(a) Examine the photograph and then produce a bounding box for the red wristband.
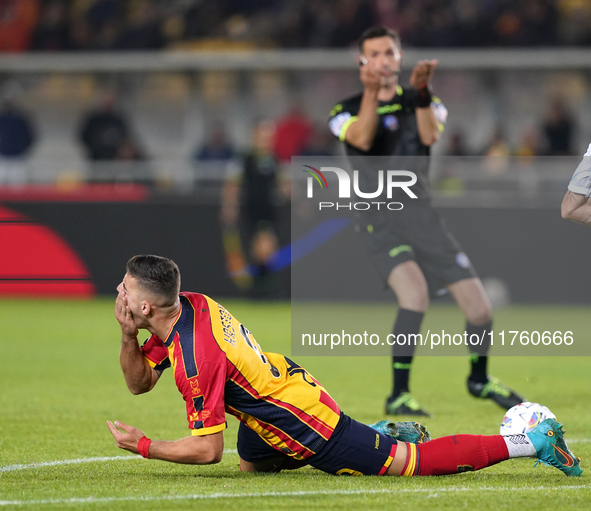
[137,436,152,459]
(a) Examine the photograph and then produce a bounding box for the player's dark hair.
[358,26,401,52]
[126,255,180,305]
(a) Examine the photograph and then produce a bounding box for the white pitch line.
[0,456,138,473]
[1,485,590,507]
[0,450,238,473]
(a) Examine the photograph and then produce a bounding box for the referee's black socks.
[391,308,424,398]
[466,320,492,384]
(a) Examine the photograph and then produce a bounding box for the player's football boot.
[467,376,524,409]
[368,420,431,444]
[527,418,582,477]
[385,393,432,417]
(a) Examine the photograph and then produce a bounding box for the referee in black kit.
[328,26,524,416]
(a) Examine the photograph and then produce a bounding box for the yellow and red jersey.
[141,292,340,460]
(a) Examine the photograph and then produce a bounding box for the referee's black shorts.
[362,200,476,297]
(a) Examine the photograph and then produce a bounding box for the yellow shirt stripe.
[191,423,227,436]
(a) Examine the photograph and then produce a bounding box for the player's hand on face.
[409,59,438,89]
[115,286,139,337]
[107,420,145,454]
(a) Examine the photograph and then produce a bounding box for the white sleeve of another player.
[567,143,591,196]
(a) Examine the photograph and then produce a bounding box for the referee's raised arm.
[343,32,403,152]
[409,59,440,146]
[344,57,381,151]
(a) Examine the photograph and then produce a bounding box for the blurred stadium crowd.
[1,0,591,52]
[0,83,578,175]
[0,0,588,194]
[0,0,589,301]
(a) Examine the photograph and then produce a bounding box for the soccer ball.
[500,402,556,435]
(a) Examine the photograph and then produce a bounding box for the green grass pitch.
[1,298,590,510]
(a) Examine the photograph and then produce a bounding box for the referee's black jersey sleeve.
[328,87,447,158]
[328,87,447,200]
[328,94,362,144]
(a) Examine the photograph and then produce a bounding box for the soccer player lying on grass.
[561,142,591,226]
[107,255,582,477]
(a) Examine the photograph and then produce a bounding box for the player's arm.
[220,159,242,226]
[115,290,160,395]
[410,59,440,146]
[561,191,591,226]
[107,421,224,464]
[561,149,591,225]
[221,179,240,226]
[343,59,382,152]
[278,161,291,201]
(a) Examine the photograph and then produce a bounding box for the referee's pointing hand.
[359,58,385,91]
